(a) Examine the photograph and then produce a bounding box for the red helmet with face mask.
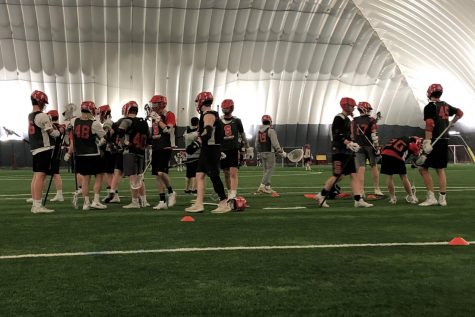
[340,97,357,115]
[122,101,139,116]
[357,102,373,115]
[408,136,423,156]
[31,90,49,108]
[427,83,443,99]
[261,114,272,125]
[195,92,213,113]
[80,101,96,116]
[47,110,59,121]
[149,95,167,112]
[221,99,234,115]
[98,105,111,121]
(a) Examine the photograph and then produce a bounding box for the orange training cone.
[304,193,316,199]
[181,216,195,222]
[448,237,469,246]
[271,191,280,197]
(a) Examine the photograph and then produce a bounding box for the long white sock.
[94,194,100,203]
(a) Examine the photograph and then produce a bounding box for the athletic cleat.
[315,193,330,208]
[110,195,120,203]
[438,194,447,206]
[31,206,55,213]
[389,197,397,205]
[140,199,150,208]
[168,192,177,207]
[82,203,90,211]
[104,192,116,203]
[354,199,374,208]
[26,198,33,203]
[153,201,168,210]
[123,201,141,209]
[50,195,64,202]
[374,189,384,196]
[185,204,204,213]
[211,201,231,214]
[91,201,107,209]
[419,193,438,206]
[405,195,419,204]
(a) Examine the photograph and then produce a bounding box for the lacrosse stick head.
[287,149,304,163]
[228,196,247,211]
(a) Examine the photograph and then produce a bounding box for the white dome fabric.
[0,0,472,138]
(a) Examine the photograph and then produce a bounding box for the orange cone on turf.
[181,216,195,222]
[271,191,280,197]
[448,237,469,246]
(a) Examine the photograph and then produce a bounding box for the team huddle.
[27,83,463,214]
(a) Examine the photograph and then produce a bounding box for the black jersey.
[199,111,223,146]
[221,116,244,151]
[73,119,98,155]
[331,113,352,154]
[353,115,377,146]
[423,101,458,140]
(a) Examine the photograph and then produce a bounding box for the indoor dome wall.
[0,0,418,143]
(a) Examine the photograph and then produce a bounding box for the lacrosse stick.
[71,154,79,209]
[130,151,153,190]
[43,132,66,206]
[287,148,304,163]
[415,121,454,166]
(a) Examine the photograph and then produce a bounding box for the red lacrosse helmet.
[261,114,272,124]
[122,101,139,116]
[149,95,167,111]
[80,101,96,115]
[340,97,357,114]
[229,196,247,212]
[409,136,423,155]
[427,83,443,98]
[357,101,373,115]
[221,99,234,115]
[195,92,213,113]
[98,105,111,121]
[31,90,49,107]
[47,110,59,121]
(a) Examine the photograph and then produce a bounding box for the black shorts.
[331,153,356,176]
[355,146,378,167]
[423,139,449,169]
[152,149,172,175]
[380,155,406,175]
[221,148,239,169]
[76,155,104,176]
[32,149,54,174]
[186,159,199,178]
[197,145,221,176]
[103,151,117,174]
[114,152,123,171]
[304,157,312,164]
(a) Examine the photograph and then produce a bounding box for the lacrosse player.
[97,105,115,194]
[352,101,383,196]
[185,91,230,213]
[66,101,107,210]
[148,95,177,210]
[220,99,248,199]
[61,102,83,201]
[303,144,312,171]
[418,84,464,206]
[28,90,62,213]
[380,136,421,204]
[315,97,373,208]
[116,101,150,209]
[46,109,66,202]
[255,114,286,194]
[103,105,129,204]
[183,117,200,194]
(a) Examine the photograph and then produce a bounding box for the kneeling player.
[380,136,421,204]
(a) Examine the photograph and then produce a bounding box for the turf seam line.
[1,241,472,260]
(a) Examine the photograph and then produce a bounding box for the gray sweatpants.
[260,152,276,186]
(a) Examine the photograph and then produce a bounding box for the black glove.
[186,140,201,155]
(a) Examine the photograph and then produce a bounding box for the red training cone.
[448,237,469,246]
[181,216,195,222]
[304,193,316,199]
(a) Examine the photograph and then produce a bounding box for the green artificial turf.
[0,165,474,316]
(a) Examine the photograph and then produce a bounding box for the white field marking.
[263,206,307,210]
[1,241,473,260]
[3,187,475,201]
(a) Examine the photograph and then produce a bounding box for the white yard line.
[1,241,471,260]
